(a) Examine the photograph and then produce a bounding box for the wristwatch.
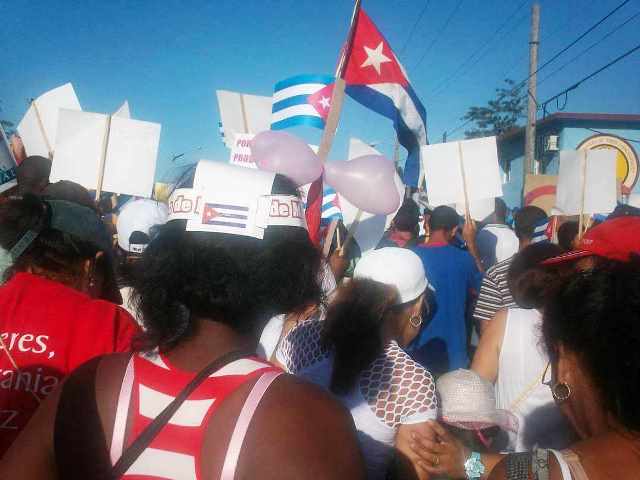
[464,452,486,479]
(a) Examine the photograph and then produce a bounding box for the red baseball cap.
[543,216,640,265]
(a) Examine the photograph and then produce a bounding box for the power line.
[399,0,431,55]
[412,0,464,70]
[538,10,640,87]
[430,6,529,97]
[540,42,640,115]
[515,0,632,89]
[444,42,640,140]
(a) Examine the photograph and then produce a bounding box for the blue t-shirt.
[410,244,483,372]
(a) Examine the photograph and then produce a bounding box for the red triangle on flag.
[343,9,409,87]
[308,84,335,120]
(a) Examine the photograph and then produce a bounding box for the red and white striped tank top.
[110,351,281,480]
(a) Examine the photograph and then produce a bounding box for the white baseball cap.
[116,199,169,253]
[354,247,430,304]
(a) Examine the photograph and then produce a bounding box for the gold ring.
[433,455,440,466]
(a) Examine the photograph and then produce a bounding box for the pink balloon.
[324,155,401,215]
[251,131,323,186]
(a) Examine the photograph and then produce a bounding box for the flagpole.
[312,0,362,253]
[316,0,362,163]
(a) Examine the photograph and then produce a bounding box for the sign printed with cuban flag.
[201,202,250,229]
[271,74,335,130]
[186,161,275,239]
[342,9,428,187]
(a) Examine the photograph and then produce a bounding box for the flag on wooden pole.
[342,9,428,187]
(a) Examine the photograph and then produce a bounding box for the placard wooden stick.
[322,219,339,257]
[458,141,471,220]
[339,208,363,257]
[32,100,52,159]
[95,115,113,202]
[578,150,587,239]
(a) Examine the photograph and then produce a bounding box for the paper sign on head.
[422,136,502,208]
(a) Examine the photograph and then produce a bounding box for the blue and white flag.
[321,185,343,224]
[271,74,335,130]
[531,217,551,243]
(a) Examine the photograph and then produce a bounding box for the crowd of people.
[0,152,639,479]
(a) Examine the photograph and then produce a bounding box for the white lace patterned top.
[276,316,437,479]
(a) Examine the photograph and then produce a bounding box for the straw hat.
[437,369,518,432]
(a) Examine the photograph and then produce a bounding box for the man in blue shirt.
[411,206,483,374]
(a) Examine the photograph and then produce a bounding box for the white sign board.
[229,133,257,168]
[556,149,617,215]
[51,109,161,198]
[17,83,81,158]
[216,90,272,148]
[422,136,502,207]
[338,138,405,253]
[0,124,17,193]
[456,197,495,222]
[114,101,131,118]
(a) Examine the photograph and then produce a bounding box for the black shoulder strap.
[111,349,251,479]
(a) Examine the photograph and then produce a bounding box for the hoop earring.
[551,382,572,402]
[409,315,422,328]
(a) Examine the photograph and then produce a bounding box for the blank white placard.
[17,83,81,157]
[556,149,617,215]
[102,116,161,198]
[422,136,502,208]
[50,109,109,190]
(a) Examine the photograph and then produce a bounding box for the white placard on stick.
[17,83,81,158]
[216,90,272,148]
[556,149,617,215]
[422,136,502,208]
[114,101,131,118]
[0,124,17,193]
[51,109,161,198]
[456,197,495,222]
[102,116,161,198]
[229,133,257,168]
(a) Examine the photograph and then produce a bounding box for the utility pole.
[524,3,540,184]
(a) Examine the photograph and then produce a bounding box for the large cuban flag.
[343,9,428,187]
[271,74,335,130]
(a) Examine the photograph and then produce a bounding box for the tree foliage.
[462,79,526,139]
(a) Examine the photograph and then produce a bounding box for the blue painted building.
[498,112,640,208]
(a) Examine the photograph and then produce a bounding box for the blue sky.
[2,0,639,181]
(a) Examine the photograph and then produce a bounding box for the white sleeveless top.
[495,308,573,451]
[277,317,437,480]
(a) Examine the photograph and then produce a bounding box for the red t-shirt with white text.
[0,272,139,456]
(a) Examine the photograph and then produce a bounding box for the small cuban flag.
[531,216,552,244]
[321,185,343,224]
[271,74,335,130]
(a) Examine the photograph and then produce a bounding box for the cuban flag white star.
[319,96,331,110]
[360,41,392,75]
